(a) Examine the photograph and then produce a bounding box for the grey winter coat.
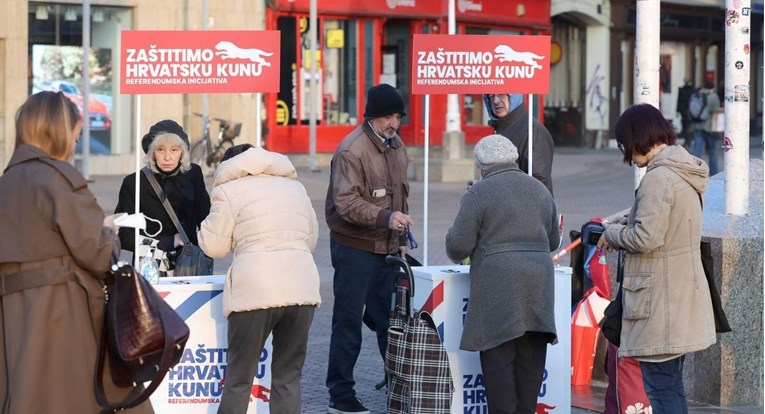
[604,145,716,360]
[445,164,559,352]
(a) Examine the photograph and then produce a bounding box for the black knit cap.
[141,119,190,154]
[364,84,406,119]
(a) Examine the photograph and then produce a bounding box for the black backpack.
[687,91,709,123]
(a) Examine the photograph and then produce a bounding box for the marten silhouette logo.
[215,41,273,67]
[220,378,271,402]
[494,44,544,70]
[536,403,556,414]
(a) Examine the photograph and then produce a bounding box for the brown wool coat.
[0,145,153,413]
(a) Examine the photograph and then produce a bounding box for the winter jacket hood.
[646,144,708,195]
[213,146,297,187]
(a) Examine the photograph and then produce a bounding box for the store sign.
[120,31,280,94]
[411,34,550,95]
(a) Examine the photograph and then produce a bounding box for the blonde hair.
[145,133,191,174]
[15,91,81,161]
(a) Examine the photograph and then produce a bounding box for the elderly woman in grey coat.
[445,134,559,414]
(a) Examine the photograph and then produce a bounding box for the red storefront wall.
[266,0,550,153]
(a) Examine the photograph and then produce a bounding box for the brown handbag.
[95,262,190,413]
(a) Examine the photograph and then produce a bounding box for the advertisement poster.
[153,278,273,413]
[411,34,551,95]
[411,266,571,414]
[31,45,113,153]
[120,30,281,94]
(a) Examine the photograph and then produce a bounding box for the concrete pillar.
[684,160,763,406]
[633,0,660,187]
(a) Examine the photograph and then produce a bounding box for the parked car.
[48,80,111,134]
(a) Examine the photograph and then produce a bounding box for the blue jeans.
[326,239,393,403]
[640,355,688,414]
[692,129,719,176]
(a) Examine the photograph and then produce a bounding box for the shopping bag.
[571,296,600,385]
[605,342,651,414]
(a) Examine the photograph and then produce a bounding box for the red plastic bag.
[571,296,599,385]
[604,342,651,414]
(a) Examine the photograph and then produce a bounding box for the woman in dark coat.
[445,134,559,414]
[0,91,153,413]
[114,119,211,273]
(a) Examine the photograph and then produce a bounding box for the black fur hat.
[141,119,189,154]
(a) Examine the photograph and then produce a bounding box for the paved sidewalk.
[87,145,763,413]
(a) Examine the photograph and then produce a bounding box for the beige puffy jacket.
[198,147,321,317]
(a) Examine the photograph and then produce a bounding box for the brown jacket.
[325,123,409,254]
[0,145,153,413]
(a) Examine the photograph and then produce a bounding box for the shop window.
[28,2,133,155]
[323,20,358,125]
[276,16,361,127]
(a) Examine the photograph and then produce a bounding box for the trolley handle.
[386,254,414,316]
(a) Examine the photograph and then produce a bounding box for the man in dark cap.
[324,84,412,414]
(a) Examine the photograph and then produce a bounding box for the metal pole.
[633,0,661,188]
[256,92,262,147]
[82,0,91,180]
[134,95,142,269]
[424,94,430,267]
[309,0,319,171]
[445,0,460,134]
[202,0,209,139]
[723,0,750,216]
[527,94,533,177]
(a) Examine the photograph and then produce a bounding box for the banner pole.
[527,93,533,178]
[134,94,142,268]
[255,92,262,147]
[424,94,430,267]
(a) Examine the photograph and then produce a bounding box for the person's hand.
[173,234,184,248]
[388,211,413,233]
[596,232,613,251]
[399,246,408,257]
[103,213,124,233]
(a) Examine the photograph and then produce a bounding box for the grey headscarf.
[474,134,519,176]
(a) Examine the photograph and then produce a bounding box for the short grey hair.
[145,132,191,174]
[474,134,519,169]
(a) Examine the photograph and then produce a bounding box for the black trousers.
[479,332,549,414]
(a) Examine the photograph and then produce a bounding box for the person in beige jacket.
[198,144,321,414]
[598,103,716,413]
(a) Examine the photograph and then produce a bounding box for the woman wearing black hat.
[114,119,211,274]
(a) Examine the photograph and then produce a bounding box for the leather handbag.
[600,250,625,346]
[95,262,190,413]
[142,167,213,276]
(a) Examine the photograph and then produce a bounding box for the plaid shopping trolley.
[384,255,453,414]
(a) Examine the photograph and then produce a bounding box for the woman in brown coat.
[0,91,153,413]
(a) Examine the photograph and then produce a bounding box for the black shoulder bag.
[142,167,213,276]
[600,249,625,346]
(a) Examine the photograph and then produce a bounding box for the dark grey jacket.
[489,105,555,195]
[445,164,559,351]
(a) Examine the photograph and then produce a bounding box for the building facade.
[0,0,265,174]
[264,0,551,154]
